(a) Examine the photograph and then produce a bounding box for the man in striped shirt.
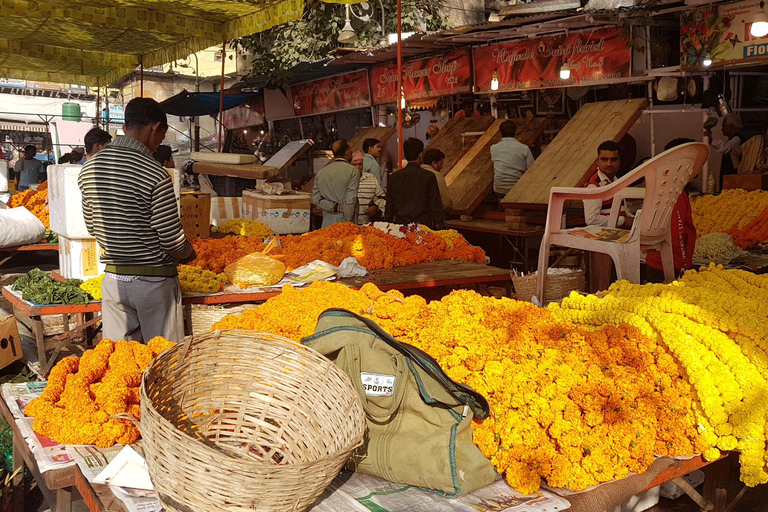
[79,98,195,343]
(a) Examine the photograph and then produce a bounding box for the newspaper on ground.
[110,486,163,512]
[310,472,570,512]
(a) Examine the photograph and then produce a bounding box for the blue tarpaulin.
[160,90,259,117]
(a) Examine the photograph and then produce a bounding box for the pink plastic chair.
[536,142,709,302]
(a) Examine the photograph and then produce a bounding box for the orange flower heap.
[188,236,271,273]
[8,186,49,228]
[25,336,175,447]
[215,282,703,493]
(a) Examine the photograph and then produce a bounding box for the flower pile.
[691,189,768,238]
[549,264,768,487]
[81,274,104,300]
[214,281,704,493]
[279,223,485,270]
[178,265,227,294]
[25,337,175,447]
[188,236,267,274]
[693,233,745,264]
[8,185,49,228]
[729,207,768,249]
[217,218,274,238]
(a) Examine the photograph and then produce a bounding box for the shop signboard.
[291,70,371,116]
[681,0,768,68]
[370,49,472,105]
[473,27,631,92]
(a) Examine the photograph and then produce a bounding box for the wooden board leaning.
[425,116,496,175]
[502,98,648,207]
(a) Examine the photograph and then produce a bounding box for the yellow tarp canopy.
[0,0,316,87]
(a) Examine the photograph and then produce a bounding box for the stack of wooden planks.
[444,117,548,214]
[502,98,648,207]
[425,117,496,175]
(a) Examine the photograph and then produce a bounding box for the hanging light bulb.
[751,2,768,37]
[491,69,499,91]
[338,5,359,44]
[702,55,713,67]
[400,90,406,109]
[559,60,571,80]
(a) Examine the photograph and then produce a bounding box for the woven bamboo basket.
[182,303,258,336]
[140,330,366,512]
[511,269,585,305]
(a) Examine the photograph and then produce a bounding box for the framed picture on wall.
[535,89,565,115]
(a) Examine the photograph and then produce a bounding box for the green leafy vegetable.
[12,269,88,305]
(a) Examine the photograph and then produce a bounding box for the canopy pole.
[140,57,144,98]
[96,80,101,129]
[396,0,403,167]
[218,40,226,153]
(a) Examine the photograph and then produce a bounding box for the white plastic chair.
[536,142,709,301]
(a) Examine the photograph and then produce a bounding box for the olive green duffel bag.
[301,308,498,497]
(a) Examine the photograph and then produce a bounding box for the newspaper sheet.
[310,472,570,512]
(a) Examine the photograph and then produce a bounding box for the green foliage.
[12,269,87,305]
[239,0,450,89]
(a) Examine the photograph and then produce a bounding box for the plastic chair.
[536,142,709,301]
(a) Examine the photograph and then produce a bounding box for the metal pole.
[396,0,403,167]
[218,40,226,153]
[194,53,200,152]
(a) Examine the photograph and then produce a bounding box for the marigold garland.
[691,189,768,238]
[214,281,704,493]
[549,264,768,487]
[728,205,768,249]
[25,337,175,447]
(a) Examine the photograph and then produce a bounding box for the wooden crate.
[444,117,548,214]
[426,116,496,175]
[502,99,648,207]
[723,174,768,191]
[180,191,211,239]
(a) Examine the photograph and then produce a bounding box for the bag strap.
[314,308,490,420]
[341,344,409,422]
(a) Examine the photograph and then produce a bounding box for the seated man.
[421,148,453,216]
[490,120,534,198]
[582,141,633,293]
[385,138,445,230]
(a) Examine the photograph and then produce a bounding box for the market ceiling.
[0,0,348,87]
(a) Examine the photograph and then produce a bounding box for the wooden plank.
[426,116,496,175]
[445,218,544,237]
[445,117,548,214]
[263,140,313,173]
[348,126,396,153]
[502,98,648,206]
[192,161,280,180]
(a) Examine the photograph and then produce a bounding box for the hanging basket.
[140,330,366,512]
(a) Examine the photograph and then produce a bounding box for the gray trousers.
[101,275,184,343]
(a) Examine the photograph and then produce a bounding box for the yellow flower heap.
[691,189,768,236]
[81,274,104,300]
[218,218,274,238]
[25,337,175,447]
[177,264,227,294]
[550,264,768,487]
[214,281,704,493]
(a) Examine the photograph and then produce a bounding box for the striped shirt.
[357,172,386,224]
[78,136,191,276]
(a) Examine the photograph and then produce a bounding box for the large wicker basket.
[182,303,258,336]
[140,330,366,512]
[512,268,585,305]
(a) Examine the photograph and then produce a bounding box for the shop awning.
[160,90,260,117]
[0,0,350,87]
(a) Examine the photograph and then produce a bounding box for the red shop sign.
[473,27,631,92]
[291,69,371,116]
[370,49,472,105]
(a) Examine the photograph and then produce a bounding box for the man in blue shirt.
[490,120,534,198]
[362,138,383,184]
[14,145,44,190]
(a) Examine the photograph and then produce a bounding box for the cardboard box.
[48,164,90,238]
[0,315,22,370]
[241,191,311,234]
[723,174,768,191]
[59,235,105,280]
[210,196,242,227]
[179,191,211,239]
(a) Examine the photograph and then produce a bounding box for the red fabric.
[585,171,626,218]
[646,193,696,273]
[454,110,481,119]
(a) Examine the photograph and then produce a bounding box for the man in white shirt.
[490,120,534,197]
[582,141,633,229]
[362,138,383,184]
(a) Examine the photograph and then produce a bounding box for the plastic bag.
[0,207,45,248]
[224,253,286,288]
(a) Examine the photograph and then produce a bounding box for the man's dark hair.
[332,139,350,158]
[597,140,621,154]
[403,138,424,162]
[423,148,445,166]
[461,97,474,110]
[664,138,695,151]
[84,128,112,154]
[499,120,517,138]
[363,138,380,153]
[153,145,173,166]
[24,145,36,154]
[124,98,168,130]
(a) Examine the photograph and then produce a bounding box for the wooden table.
[446,218,544,273]
[6,261,511,374]
[0,242,58,267]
